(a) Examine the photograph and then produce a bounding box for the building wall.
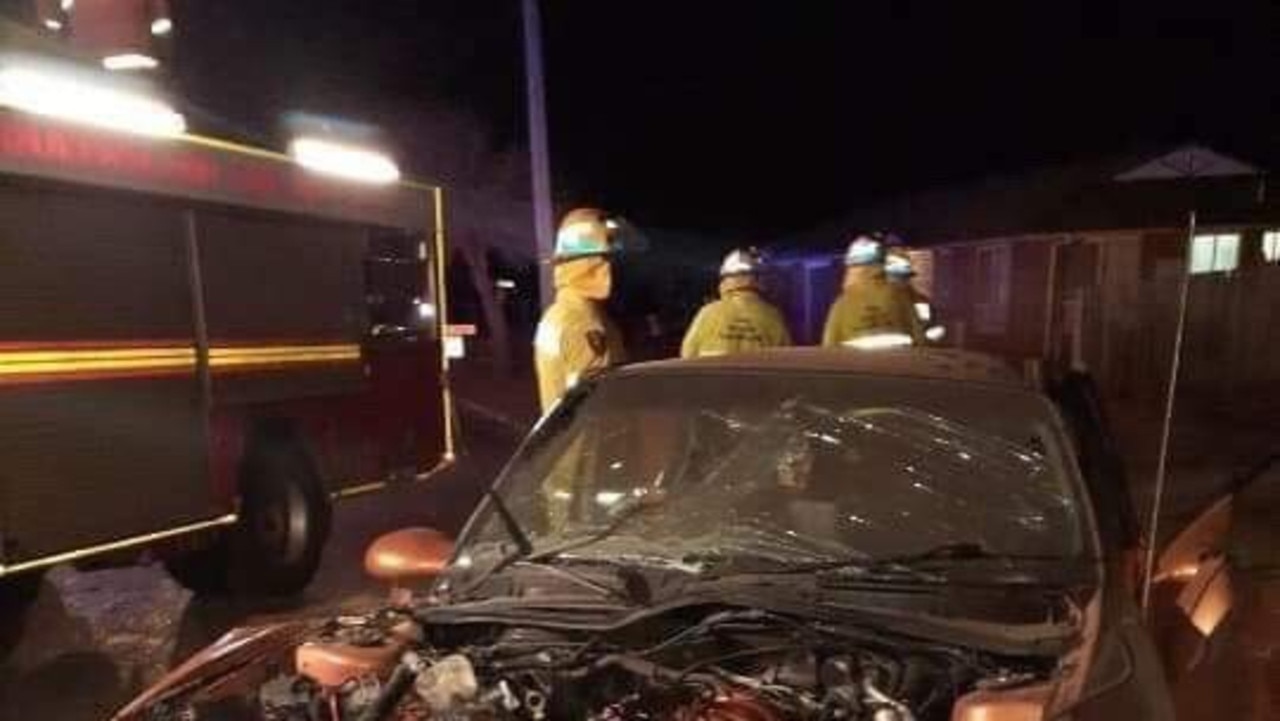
[930,237,1055,359]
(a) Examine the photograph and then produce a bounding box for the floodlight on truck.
[103,53,160,72]
[288,136,401,185]
[0,57,185,138]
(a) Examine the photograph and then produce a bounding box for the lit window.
[1263,231,1280,263]
[1189,233,1240,274]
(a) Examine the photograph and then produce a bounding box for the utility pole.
[521,0,555,307]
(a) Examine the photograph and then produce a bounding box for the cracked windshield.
[466,372,1085,573]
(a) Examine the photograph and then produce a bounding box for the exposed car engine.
[242,604,1052,721]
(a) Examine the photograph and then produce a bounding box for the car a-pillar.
[164,419,332,597]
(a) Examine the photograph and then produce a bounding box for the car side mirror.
[364,527,454,605]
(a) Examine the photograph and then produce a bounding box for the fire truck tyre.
[0,572,44,657]
[230,443,332,596]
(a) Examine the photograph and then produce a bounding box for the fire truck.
[0,87,454,606]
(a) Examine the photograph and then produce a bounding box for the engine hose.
[356,662,418,721]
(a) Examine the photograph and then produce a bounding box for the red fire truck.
[0,107,454,607]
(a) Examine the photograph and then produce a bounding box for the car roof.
[619,347,1036,389]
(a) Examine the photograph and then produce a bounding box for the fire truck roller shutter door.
[0,182,213,567]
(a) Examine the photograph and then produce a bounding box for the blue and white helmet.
[844,235,886,267]
[885,250,915,279]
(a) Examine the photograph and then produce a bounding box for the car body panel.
[114,348,1194,721]
[112,620,315,721]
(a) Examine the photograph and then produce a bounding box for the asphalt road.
[0,415,518,721]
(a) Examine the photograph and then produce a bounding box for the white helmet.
[844,235,886,267]
[720,247,765,277]
[885,250,915,279]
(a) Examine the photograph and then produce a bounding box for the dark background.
[8,0,1280,234]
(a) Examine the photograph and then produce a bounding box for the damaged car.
[116,348,1194,721]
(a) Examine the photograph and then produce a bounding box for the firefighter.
[885,249,946,344]
[534,207,627,414]
[681,248,792,358]
[821,234,917,348]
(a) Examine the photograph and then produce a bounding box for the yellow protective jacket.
[534,260,626,413]
[681,279,792,358]
[821,266,917,347]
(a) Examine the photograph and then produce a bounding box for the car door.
[1150,453,1280,720]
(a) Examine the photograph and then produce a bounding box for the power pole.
[521,0,555,307]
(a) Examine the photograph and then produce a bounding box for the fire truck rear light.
[289,137,401,185]
[0,64,186,138]
[102,54,160,72]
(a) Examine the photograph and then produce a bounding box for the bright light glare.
[60,0,73,10]
[43,18,62,31]
[102,53,159,71]
[415,299,436,321]
[844,333,914,351]
[0,66,186,137]
[289,137,400,184]
[925,325,947,342]
[595,491,626,507]
[495,278,516,290]
[914,302,932,322]
[151,17,173,36]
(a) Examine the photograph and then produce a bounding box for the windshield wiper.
[451,492,659,601]
[488,488,533,557]
[722,543,1062,585]
[878,542,1068,568]
[526,491,661,562]
[449,490,535,599]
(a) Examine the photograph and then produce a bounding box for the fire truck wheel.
[229,442,332,596]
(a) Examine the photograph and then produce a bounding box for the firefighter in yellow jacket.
[681,248,792,358]
[885,248,946,344]
[534,208,627,414]
[821,235,917,348]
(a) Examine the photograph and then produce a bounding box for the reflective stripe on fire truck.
[208,343,361,370]
[0,345,196,383]
[0,342,361,384]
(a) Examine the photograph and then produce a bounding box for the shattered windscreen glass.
[464,371,1086,570]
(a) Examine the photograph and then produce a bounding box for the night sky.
[169,1,1278,235]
